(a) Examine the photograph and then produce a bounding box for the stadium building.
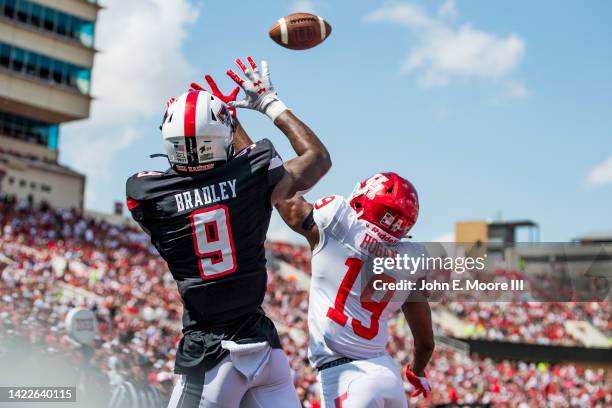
[0,0,99,210]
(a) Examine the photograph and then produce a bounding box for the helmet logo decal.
[364,174,389,199]
[198,140,214,163]
[172,141,187,164]
[380,212,395,227]
[390,218,405,233]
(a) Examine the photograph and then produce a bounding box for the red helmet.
[349,172,419,243]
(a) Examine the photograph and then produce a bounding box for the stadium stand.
[1,194,610,407]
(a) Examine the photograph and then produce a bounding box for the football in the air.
[269,12,332,50]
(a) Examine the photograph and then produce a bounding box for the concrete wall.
[0,72,91,122]
[0,134,58,161]
[0,158,84,210]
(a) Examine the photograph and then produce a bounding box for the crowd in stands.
[1,195,610,407]
[266,240,311,273]
[268,240,611,346]
[446,301,611,345]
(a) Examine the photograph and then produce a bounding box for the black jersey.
[126,139,284,374]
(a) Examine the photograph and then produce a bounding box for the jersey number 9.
[190,205,237,279]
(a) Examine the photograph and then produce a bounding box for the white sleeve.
[312,195,353,254]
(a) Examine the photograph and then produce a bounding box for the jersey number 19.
[326,258,396,340]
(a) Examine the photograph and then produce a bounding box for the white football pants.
[167,346,300,408]
[316,354,407,408]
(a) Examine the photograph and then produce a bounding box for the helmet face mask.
[161,90,234,173]
[349,173,419,244]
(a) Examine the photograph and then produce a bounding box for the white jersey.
[308,195,428,368]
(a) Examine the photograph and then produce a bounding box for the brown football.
[269,13,332,50]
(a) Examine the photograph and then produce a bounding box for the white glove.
[226,56,288,121]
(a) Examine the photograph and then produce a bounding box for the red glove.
[191,75,240,118]
[405,366,431,398]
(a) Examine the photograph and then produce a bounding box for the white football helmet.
[161,90,234,172]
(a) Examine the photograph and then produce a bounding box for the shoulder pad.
[126,171,165,201]
[243,139,283,174]
[313,195,353,232]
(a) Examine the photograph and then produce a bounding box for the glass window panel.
[0,111,56,148]
[75,67,90,94]
[10,47,25,71]
[3,0,16,18]
[67,16,78,40]
[79,21,95,47]
[66,16,76,39]
[38,54,51,80]
[16,0,30,23]
[42,7,55,31]
[30,3,43,28]
[0,44,10,67]
[47,125,58,150]
[31,123,47,145]
[66,65,77,89]
[56,12,68,36]
[24,51,38,76]
[50,60,63,85]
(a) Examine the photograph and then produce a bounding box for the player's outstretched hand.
[405,366,431,398]
[226,56,288,121]
[191,75,240,118]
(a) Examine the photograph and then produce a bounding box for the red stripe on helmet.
[184,91,199,137]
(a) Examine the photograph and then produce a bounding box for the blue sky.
[61,0,612,243]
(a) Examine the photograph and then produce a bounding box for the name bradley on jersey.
[174,178,237,212]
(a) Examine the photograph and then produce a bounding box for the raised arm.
[401,289,434,398]
[270,111,331,204]
[227,56,331,204]
[275,197,319,249]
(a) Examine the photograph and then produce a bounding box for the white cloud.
[61,0,200,209]
[365,2,525,88]
[586,156,612,187]
[438,0,458,20]
[291,0,317,13]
